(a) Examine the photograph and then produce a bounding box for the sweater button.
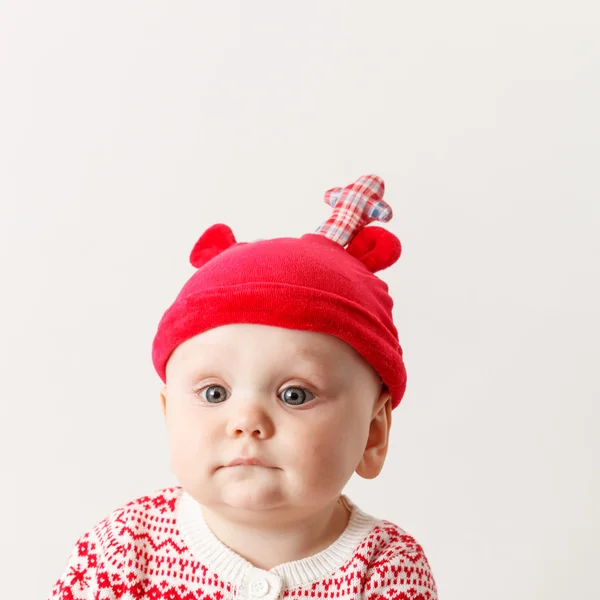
[250,579,270,598]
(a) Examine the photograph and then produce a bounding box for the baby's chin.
[182,469,333,516]
[217,478,288,512]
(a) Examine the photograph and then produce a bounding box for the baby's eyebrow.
[288,347,332,366]
[178,345,337,380]
[285,349,340,381]
[289,347,318,359]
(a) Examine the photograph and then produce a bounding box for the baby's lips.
[225,456,279,469]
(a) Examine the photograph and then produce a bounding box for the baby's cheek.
[317,425,368,482]
[168,434,194,478]
[167,417,211,477]
[302,431,352,480]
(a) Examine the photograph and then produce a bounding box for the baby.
[47,174,438,599]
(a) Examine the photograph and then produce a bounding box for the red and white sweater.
[47,486,437,600]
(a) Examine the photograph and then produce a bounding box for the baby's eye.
[279,386,316,406]
[198,384,229,403]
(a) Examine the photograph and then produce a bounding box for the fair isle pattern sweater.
[47,486,437,600]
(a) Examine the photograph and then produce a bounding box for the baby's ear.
[160,386,168,417]
[355,393,392,479]
[189,224,237,268]
[346,226,402,273]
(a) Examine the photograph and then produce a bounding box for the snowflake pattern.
[47,487,437,599]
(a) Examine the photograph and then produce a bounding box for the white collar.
[176,490,377,588]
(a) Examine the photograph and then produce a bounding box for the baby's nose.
[226,402,274,439]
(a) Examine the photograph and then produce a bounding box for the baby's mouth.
[225,457,277,468]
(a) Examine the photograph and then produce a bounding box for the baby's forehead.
[167,324,363,375]
[164,324,383,393]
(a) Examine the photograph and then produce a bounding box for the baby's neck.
[199,497,351,571]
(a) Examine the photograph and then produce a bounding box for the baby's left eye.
[279,386,316,406]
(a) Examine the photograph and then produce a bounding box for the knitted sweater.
[47,486,437,600]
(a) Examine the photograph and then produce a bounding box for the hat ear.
[189,224,237,268]
[346,226,402,273]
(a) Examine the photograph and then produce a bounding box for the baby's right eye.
[197,384,229,403]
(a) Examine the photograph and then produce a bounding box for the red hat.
[152,174,407,408]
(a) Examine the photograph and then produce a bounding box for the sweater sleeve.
[46,527,125,600]
[363,541,438,600]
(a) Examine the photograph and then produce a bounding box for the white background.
[1,2,599,598]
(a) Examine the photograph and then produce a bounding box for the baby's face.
[161,323,388,514]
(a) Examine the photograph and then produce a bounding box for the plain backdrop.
[1,1,599,598]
